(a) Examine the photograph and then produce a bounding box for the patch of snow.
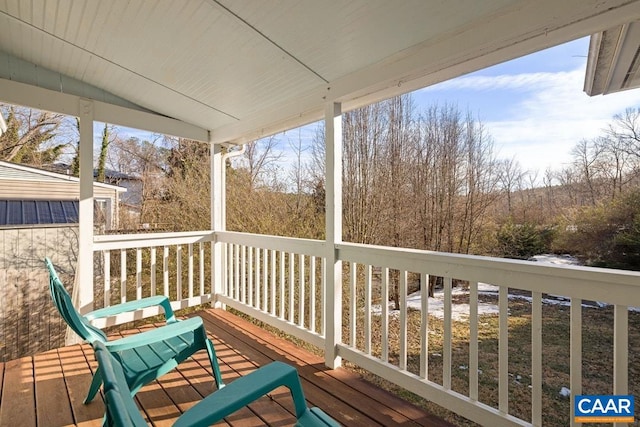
[372,287,500,321]
[369,255,640,320]
[478,282,499,293]
[528,254,579,265]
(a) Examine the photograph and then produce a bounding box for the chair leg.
[205,339,225,389]
[84,366,103,404]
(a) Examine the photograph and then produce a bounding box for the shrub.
[495,222,550,259]
[554,189,640,270]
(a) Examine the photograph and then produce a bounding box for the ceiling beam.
[0,77,210,142]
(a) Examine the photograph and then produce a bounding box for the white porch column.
[211,143,225,308]
[68,98,94,344]
[324,102,343,369]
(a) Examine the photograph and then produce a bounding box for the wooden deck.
[0,308,453,427]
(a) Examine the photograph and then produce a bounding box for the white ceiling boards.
[1,1,639,143]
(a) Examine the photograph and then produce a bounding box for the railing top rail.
[337,242,640,307]
[215,231,325,257]
[93,230,214,250]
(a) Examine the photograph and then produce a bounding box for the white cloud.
[425,71,574,93]
[479,69,640,173]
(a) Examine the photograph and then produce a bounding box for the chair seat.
[114,331,198,388]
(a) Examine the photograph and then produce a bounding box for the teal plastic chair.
[45,258,224,404]
[93,340,340,427]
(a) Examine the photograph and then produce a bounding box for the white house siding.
[0,226,77,361]
[0,178,119,199]
[0,162,125,230]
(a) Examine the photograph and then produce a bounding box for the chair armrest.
[103,317,204,352]
[173,361,309,427]
[84,295,176,323]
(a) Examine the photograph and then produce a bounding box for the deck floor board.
[0,308,453,427]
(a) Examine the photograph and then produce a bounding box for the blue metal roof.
[0,200,79,226]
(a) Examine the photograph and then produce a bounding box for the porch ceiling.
[1,0,640,144]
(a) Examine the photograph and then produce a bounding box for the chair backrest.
[93,340,148,427]
[44,258,107,343]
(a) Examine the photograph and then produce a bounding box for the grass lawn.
[345,293,640,426]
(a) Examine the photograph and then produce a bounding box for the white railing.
[215,231,326,349]
[92,231,215,327]
[91,230,640,426]
[336,242,640,427]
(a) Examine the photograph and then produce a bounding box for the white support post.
[324,102,342,369]
[67,98,94,344]
[211,143,225,308]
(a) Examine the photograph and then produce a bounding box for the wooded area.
[2,95,640,270]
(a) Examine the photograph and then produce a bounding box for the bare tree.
[242,136,283,190]
[287,129,311,211]
[457,115,499,253]
[107,135,168,229]
[382,96,415,309]
[497,157,524,217]
[0,104,68,165]
[593,135,637,200]
[342,101,388,244]
[571,138,604,206]
[609,107,640,159]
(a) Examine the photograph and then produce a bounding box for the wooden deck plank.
[57,345,103,427]
[202,311,386,426]
[34,349,75,426]
[136,379,184,427]
[0,308,453,427]
[0,357,37,427]
[208,309,454,426]
[185,335,303,426]
[212,344,300,426]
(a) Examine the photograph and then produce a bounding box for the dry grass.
[342,294,640,426]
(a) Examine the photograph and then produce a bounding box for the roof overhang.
[1,1,640,144]
[585,20,640,96]
[0,161,127,192]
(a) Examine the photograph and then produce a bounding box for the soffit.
[0,0,639,143]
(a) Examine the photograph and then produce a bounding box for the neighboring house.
[96,168,142,208]
[95,167,170,230]
[0,159,126,272]
[0,161,126,361]
[45,163,143,220]
[0,161,126,230]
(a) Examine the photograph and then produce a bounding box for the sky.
[413,37,640,174]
